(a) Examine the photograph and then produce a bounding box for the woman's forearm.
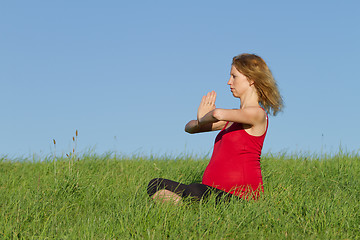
[185,119,213,134]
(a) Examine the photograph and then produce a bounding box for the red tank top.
[202,113,268,200]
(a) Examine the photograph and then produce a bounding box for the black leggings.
[147,178,238,202]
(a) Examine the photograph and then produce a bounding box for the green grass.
[0,152,359,239]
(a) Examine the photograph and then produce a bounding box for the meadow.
[0,152,359,239]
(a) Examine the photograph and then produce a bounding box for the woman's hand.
[197,91,217,124]
[185,90,226,133]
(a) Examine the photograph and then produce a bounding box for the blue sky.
[1,1,359,158]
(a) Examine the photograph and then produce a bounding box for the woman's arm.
[203,107,265,126]
[185,119,226,134]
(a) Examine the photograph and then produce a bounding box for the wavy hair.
[232,53,283,116]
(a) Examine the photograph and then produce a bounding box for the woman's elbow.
[185,129,196,134]
[212,109,223,121]
[185,121,197,134]
[184,126,192,134]
[185,127,198,134]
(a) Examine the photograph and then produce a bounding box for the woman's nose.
[227,78,232,85]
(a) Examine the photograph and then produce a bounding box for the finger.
[201,95,206,105]
[206,91,211,99]
[209,91,216,105]
[207,92,213,104]
[203,92,210,104]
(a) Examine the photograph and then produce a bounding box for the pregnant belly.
[202,161,263,197]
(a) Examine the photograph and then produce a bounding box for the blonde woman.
[147,54,283,204]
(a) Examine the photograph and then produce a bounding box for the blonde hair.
[232,53,283,116]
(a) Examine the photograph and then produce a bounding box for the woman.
[147,53,283,204]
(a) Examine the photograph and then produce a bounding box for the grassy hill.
[0,153,359,239]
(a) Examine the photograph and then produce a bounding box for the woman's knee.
[147,178,165,196]
[147,178,188,197]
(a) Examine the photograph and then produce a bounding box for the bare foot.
[152,189,182,205]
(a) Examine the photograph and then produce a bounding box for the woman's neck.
[239,89,259,109]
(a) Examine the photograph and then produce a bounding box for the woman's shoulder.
[241,106,266,120]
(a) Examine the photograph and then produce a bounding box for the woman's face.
[227,65,253,98]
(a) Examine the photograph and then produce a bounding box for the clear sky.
[1,1,360,158]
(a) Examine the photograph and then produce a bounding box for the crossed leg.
[147,178,234,204]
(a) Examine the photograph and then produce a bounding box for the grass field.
[0,152,359,239]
